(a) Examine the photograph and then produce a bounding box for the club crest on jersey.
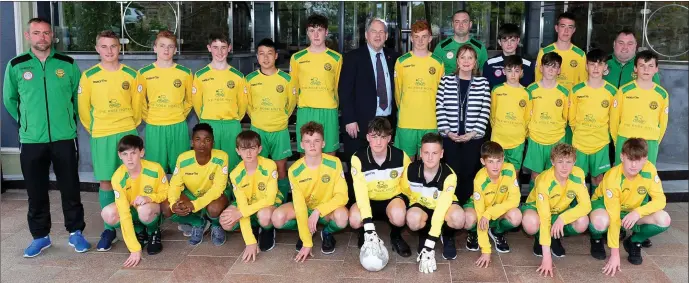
[227,80,235,89]
[433,190,439,199]
[321,174,331,183]
[258,182,266,191]
[429,67,436,75]
[473,192,481,200]
[389,170,399,179]
[499,185,508,193]
[613,99,618,108]
[555,99,563,107]
[601,100,610,108]
[570,60,578,67]
[637,186,647,195]
[495,69,503,77]
[114,190,120,199]
[519,99,526,107]
[446,51,454,59]
[603,69,609,76]
[173,79,182,88]
[55,69,65,78]
[23,71,33,80]
[324,63,332,71]
[144,185,153,194]
[122,81,130,90]
[209,172,215,181]
[655,175,661,183]
[649,101,658,110]
[276,85,284,93]
[566,190,576,199]
[137,84,143,93]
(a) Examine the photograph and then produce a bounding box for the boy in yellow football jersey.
[490,55,531,171]
[523,52,569,190]
[164,123,230,247]
[610,51,669,165]
[101,135,168,267]
[521,143,591,277]
[191,32,247,172]
[246,38,296,200]
[78,30,143,252]
[139,30,193,174]
[569,49,616,193]
[589,138,671,274]
[535,12,587,91]
[394,20,445,159]
[219,130,284,262]
[464,141,521,268]
[290,15,342,155]
[271,122,349,262]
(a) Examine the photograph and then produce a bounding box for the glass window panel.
[410,2,462,50]
[254,2,273,44]
[343,2,399,53]
[54,2,121,52]
[540,2,565,48]
[590,2,645,55]
[122,2,179,52]
[179,2,230,52]
[233,2,253,52]
[276,2,341,55]
[644,1,689,61]
[565,2,589,51]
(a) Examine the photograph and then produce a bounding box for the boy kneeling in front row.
[102,135,168,267]
[589,138,671,276]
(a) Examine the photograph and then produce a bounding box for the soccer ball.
[359,244,389,272]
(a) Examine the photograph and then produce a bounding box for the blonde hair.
[550,143,577,162]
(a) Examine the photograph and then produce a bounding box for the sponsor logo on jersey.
[122,81,130,90]
[473,192,481,200]
[519,99,526,107]
[174,79,182,88]
[606,189,613,198]
[566,190,576,199]
[114,190,120,199]
[429,67,436,75]
[109,99,121,108]
[649,101,658,110]
[276,84,284,93]
[601,100,610,108]
[55,69,65,78]
[555,99,563,107]
[570,60,578,67]
[144,185,153,194]
[446,51,454,59]
[321,174,331,183]
[637,186,647,195]
[324,63,332,71]
[258,182,266,191]
[23,71,33,80]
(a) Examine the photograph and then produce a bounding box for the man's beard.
[32,43,50,51]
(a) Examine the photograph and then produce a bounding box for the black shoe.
[357,229,365,249]
[550,237,565,258]
[441,235,457,260]
[590,237,606,260]
[146,229,162,255]
[320,230,336,254]
[259,227,276,252]
[296,239,303,252]
[533,237,543,257]
[623,237,643,265]
[466,231,479,251]
[136,229,148,248]
[391,234,412,257]
[641,238,652,248]
[488,228,510,253]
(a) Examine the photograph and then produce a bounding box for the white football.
[359,244,389,272]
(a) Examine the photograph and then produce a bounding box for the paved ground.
[1,189,687,283]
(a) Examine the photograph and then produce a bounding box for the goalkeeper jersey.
[78,63,142,138]
[191,64,248,121]
[111,159,168,252]
[535,43,588,91]
[432,36,489,75]
[230,156,280,245]
[591,161,665,248]
[168,149,229,212]
[471,163,520,254]
[351,146,411,221]
[526,82,570,145]
[246,69,297,132]
[289,48,342,109]
[394,52,445,129]
[569,81,616,154]
[139,63,193,126]
[406,160,457,241]
[288,155,348,248]
[524,166,591,246]
[490,83,532,149]
[610,81,669,143]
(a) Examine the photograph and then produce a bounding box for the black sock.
[442,223,456,238]
[390,223,403,239]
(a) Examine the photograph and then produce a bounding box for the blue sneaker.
[68,230,91,253]
[23,236,52,258]
[96,229,118,251]
[189,221,209,246]
[211,226,226,246]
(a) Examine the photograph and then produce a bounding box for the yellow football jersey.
[78,63,142,138]
[394,52,445,130]
[111,159,168,252]
[535,43,588,91]
[139,63,193,126]
[569,81,616,154]
[526,82,570,145]
[592,162,665,248]
[610,81,669,143]
[490,83,532,149]
[289,48,342,109]
[246,70,297,132]
[191,64,248,121]
[168,149,229,212]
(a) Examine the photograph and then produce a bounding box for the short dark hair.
[256,38,276,51]
[193,123,214,138]
[622,138,649,160]
[420,132,443,147]
[586,48,607,63]
[635,50,659,67]
[452,10,471,20]
[504,55,523,70]
[556,12,576,24]
[498,23,520,40]
[541,52,563,67]
[117,135,144,152]
[300,121,324,139]
[96,30,119,43]
[616,27,636,41]
[207,32,230,45]
[306,14,328,30]
[27,17,51,26]
[236,130,261,149]
[480,141,504,160]
[367,117,392,136]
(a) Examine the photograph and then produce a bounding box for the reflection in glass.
[644,1,689,60]
[233,2,253,52]
[343,2,399,53]
[180,2,230,52]
[122,2,178,52]
[590,2,645,55]
[55,2,121,52]
[276,2,341,54]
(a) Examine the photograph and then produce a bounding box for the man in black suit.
[339,17,400,206]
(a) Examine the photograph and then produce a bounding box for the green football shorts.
[144,121,190,173]
[523,137,565,173]
[575,146,611,177]
[200,119,242,171]
[92,129,139,181]
[251,126,292,160]
[394,128,437,157]
[295,107,340,153]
